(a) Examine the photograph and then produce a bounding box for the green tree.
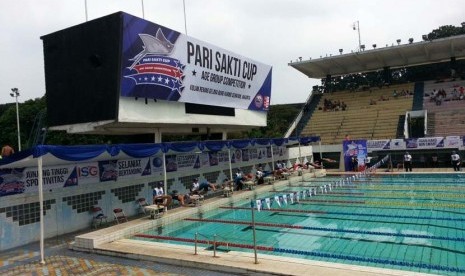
[424,24,465,40]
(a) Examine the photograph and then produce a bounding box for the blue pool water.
[133,174,465,275]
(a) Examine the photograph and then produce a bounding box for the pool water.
[133,174,465,275]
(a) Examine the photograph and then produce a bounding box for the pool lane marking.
[300,199,366,204]
[133,234,465,273]
[183,218,465,242]
[349,185,465,191]
[299,199,465,208]
[274,190,364,196]
[219,206,465,221]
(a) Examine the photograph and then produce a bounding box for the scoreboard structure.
[41,12,272,141]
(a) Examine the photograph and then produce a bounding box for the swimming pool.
[133,173,465,275]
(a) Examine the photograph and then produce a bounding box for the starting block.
[223,187,233,197]
[282,172,290,180]
[263,176,275,184]
[244,180,256,190]
[144,205,165,219]
[189,195,204,206]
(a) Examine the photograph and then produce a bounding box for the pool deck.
[68,170,440,276]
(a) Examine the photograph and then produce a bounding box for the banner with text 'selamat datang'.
[120,13,272,111]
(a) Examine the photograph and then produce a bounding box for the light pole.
[353,21,361,52]
[10,88,21,151]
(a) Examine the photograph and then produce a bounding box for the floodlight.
[339,49,343,54]
[396,39,401,45]
[408,38,414,44]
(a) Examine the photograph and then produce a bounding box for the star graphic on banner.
[192,70,197,76]
[151,76,156,81]
[164,77,170,84]
[158,76,163,82]
[144,77,148,81]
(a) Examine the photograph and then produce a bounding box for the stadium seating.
[300,84,414,144]
[422,80,465,136]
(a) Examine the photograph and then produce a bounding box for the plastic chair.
[137,198,149,214]
[113,208,128,224]
[91,206,107,228]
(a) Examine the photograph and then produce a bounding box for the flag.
[288,193,294,204]
[265,198,271,209]
[274,195,281,207]
[281,195,287,205]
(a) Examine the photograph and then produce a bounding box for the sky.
[0,0,464,106]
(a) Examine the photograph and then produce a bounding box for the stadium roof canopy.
[289,34,465,79]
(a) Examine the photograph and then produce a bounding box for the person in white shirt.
[191,178,216,194]
[153,181,164,203]
[451,151,461,171]
[403,152,412,172]
[256,167,264,185]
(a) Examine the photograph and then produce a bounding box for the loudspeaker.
[41,12,122,126]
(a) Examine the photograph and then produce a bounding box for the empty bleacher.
[300,84,414,144]
[423,80,465,136]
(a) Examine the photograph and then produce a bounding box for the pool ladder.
[194,232,229,257]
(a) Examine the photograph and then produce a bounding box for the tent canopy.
[0,136,320,169]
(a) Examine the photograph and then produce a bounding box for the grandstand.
[422,80,465,136]
[300,84,414,144]
[286,34,465,145]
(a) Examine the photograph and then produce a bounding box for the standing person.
[351,156,358,172]
[451,151,461,171]
[1,144,14,158]
[404,152,413,172]
[431,154,439,168]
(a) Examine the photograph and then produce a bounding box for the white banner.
[367,139,390,151]
[121,13,272,111]
[416,137,444,149]
[445,136,461,148]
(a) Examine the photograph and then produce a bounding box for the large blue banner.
[343,140,367,172]
[120,13,272,111]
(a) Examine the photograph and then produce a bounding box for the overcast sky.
[0,0,464,106]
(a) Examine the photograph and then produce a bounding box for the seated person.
[281,161,289,172]
[306,161,322,169]
[234,169,245,190]
[169,190,188,206]
[153,181,165,204]
[255,167,265,185]
[221,178,234,190]
[321,158,337,163]
[190,178,216,195]
[154,195,172,209]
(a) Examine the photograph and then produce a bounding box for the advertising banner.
[343,140,367,171]
[416,137,444,149]
[151,155,165,176]
[165,153,200,173]
[120,13,272,111]
[390,139,406,150]
[0,164,93,197]
[444,136,461,148]
[367,139,390,151]
[116,158,152,180]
